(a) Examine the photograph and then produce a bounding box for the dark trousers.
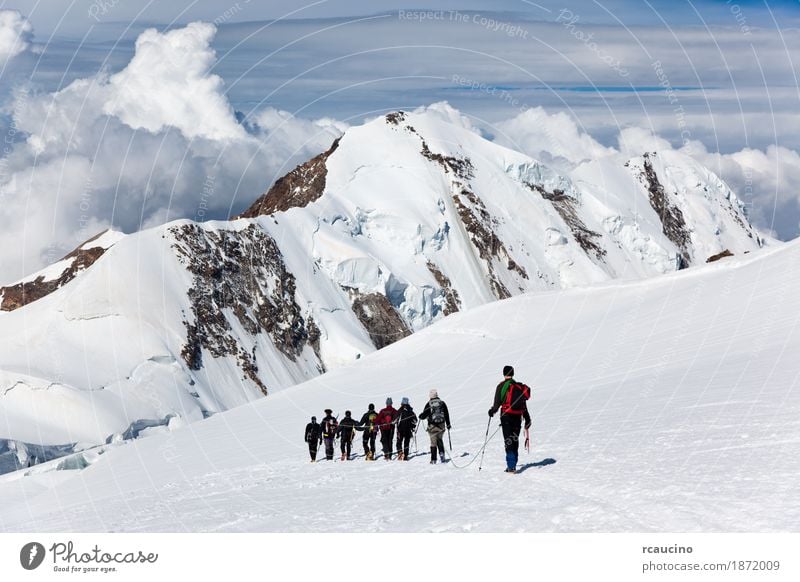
[323,437,335,460]
[362,432,376,455]
[396,434,412,458]
[340,432,353,457]
[380,428,395,458]
[308,441,318,461]
[501,414,523,470]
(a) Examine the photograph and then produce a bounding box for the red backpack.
[377,408,396,430]
[501,381,531,415]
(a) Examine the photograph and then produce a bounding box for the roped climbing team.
[303,365,532,472]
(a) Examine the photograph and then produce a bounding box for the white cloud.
[103,22,244,141]
[252,107,348,167]
[493,107,616,169]
[413,101,480,134]
[617,127,673,157]
[0,10,32,64]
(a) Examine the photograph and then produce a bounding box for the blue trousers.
[501,414,522,470]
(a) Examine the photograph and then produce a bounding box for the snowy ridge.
[1,239,796,532]
[0,109,766,471]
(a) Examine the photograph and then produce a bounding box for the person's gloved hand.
[447,424,451,430]
[488,408,494,417]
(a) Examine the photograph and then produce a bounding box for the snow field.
[1,241,796,532]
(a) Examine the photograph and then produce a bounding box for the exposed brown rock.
[306,316,325,373]
[420,140,474,181]
[0,232,111,311]
[239,138,341,218]
[426,262,461,316]
[527,183,607,262]
[706,249,734,263]
[171,223,320,395]
[638,153,692,268]
[450,192,512,300]
[350,292,411,350]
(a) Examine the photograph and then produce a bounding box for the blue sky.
[16,0,800,34]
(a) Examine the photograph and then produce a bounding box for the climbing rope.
[441,421,502,470]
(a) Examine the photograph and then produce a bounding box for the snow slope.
[1,240,796,532]
[0,108,765,471]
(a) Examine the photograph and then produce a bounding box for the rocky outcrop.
[450,189,513,300]
[0,231,111,311]
[239,138,341,218]
[427,262,461,316]
[385,111,406,125]
[706,249,734,263]
[350,292,411,350]
[636,153,692,268]
[171,223,320,395]
[527,183,606,262]
[420,140,474,181]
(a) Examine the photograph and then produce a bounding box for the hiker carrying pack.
[320,409,339,461]
[358,404,379,460]
[304,416,323,462]
[377,398,399,460]
[488,365,532,473]
[419,389,451,464]
[338,410,358,461]
[395,397,418,461]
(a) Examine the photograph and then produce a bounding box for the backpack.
[378,409,395,430]
[429,398,446,425]
[398,408,417,434]
[367,412,378,433]
[323,417,338,436]
[501,381,530,415]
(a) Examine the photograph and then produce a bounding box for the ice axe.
[524,426,530,454]
[478,417,491,472]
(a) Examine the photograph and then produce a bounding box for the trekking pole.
[478,417,492,472]
[524,427,530,454]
